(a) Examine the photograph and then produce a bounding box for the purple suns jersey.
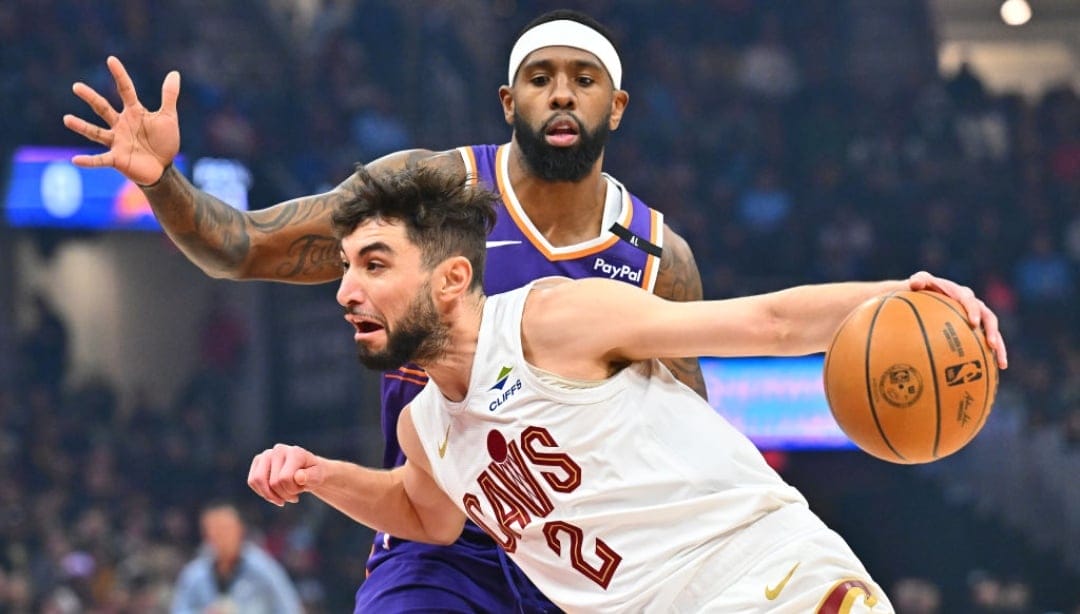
[378,143,665,470]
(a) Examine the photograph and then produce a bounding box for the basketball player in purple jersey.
[64,9,704,613]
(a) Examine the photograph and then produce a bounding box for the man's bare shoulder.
[524,277,630,318]
[531,275,575,292]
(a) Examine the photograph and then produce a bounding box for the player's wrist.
[137,163,174,189]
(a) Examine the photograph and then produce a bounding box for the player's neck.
[507,145,608,245]
[416,294,486,403]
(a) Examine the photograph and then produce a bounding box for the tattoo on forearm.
[190,190,250,267]
[249,193,339,232]
[144,166,250,272]
[144,165,348,280]
[275,234,341,279]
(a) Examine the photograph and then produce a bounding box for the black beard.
[355,289,448,371]
[513,112,610,182]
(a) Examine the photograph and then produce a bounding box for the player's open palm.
[63,56,180,186]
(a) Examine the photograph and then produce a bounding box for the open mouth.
[545,116,580,147]
[356,321,383,334]
[345,313,386,339]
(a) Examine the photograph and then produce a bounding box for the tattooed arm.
[64,57,465,283]
[653,226,708,400]
[142,150,465,283]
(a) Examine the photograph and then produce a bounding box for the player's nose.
[336,273,366,308]
[548,74,576,110]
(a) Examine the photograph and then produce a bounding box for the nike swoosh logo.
[437,425,451,458]
[485,240,522,248]
[765,562,800,600]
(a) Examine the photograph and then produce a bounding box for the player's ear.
[436,256,474,301]
[609,90,629,131]
[499,85,515,126]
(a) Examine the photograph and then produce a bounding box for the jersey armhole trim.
[458,146,478,186]
[643,209,664,293]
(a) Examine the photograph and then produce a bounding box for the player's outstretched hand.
[907,270,1008,369]
[62,56,180,186]
[248,444,326,507]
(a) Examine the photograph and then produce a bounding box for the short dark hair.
[332,165,497,292]
[517,10,617,51]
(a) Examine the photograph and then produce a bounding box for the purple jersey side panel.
[379,368,427,468]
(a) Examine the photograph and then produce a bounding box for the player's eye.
[530,75,550,86]
[577,76,594,86]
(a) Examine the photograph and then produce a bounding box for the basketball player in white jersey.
[247,166,1008,613]
[64,12,702,610]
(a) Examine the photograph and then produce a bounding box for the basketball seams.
[822,300,863,421]
[863,294,906,462]
[918,291,995,445]
[895,294,942,459]
[826,290,996,464]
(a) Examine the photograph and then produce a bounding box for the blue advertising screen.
[2,146,198,231]
[702,355,854,450]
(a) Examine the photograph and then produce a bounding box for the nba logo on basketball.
[944,360,983,386]
[825,290,998,464]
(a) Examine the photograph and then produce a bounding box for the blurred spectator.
[1013,229,1075,340]
[945,62,987,111]
[17,295,69,396]
[737,165,793,235]
[999,577,1034,612]
[815,201,876,279]
[198,293,250,377]
[171,502,302,614]
[350,92,412,161]
[892,577,942,614]
[736,11,801,102]
[967,569,1005,613]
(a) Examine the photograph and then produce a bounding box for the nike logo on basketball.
[437,425,451,458]
[486,240,522,248]
[765,562,800,600]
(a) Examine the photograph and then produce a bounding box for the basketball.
[823,291,998,464]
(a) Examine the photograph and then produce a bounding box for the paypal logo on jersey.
[593,257,643,283]
[488,366,523,412]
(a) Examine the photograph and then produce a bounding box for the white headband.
[507,19,622,89]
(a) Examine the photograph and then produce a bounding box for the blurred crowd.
[2,0,1079,612]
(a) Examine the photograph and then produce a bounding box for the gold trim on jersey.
[641,207,663,293]
[494,144,631,261]
[459,146,479,186]
[385,366,428,387]
[814,578,879,613]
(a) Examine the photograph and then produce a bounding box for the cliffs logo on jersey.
[462,427,623,589]
[593,257,643,283]
[488,366,523,412]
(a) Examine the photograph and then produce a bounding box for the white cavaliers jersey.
[409,283,827,612]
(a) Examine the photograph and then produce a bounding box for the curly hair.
[331,165,498,291]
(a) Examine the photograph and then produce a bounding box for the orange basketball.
[823,291,998,464]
